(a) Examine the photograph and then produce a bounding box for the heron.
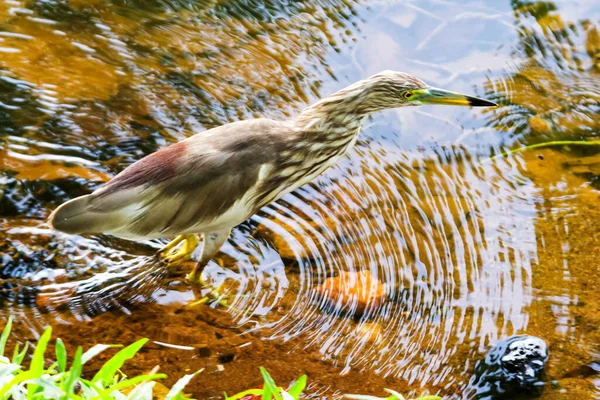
[48,71,496,283]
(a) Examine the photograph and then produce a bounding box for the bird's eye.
[403,91,414,99]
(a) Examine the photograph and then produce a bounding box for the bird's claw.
[162,249,190,264]
[185,274,231,309]
[157,234,199,265]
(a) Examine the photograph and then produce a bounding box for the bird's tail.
[48,195,116,235]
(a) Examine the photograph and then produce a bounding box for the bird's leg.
[188,229,231,283]
[159,234,200,264]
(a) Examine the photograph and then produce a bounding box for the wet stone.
[466,335,549,399]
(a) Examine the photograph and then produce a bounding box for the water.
[1,0,599,398]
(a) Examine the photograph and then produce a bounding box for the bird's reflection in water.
[37,257,159,318]
[33,238,265,319]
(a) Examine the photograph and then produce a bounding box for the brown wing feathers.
[48,142,187,236]
[48,119,290,238]
[99,141,187,193]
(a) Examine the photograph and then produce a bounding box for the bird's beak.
[415,87,497,107]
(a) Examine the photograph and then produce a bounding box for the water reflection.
[0,0,600,398]
[484,1,600,141]
[218,143,537,389]
[0,0,361,311]
[0,0,360,167]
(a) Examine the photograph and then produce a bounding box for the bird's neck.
[294,83,373,136]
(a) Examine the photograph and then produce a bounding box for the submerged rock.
[316,270,385,315]
[466,335,548,399]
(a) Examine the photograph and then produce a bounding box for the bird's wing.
[82,118,292,238]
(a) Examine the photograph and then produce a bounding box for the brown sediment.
[21,304,414,399]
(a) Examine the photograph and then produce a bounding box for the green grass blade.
[225,389,264,400]
[14,341,29,365]
[127,381,156,400]
[82,344,120,365]
[78,377,100,398]
[46,361,59,374]
[0,363,21,377]
[0,369,37,398]
[261,385,272,400]
[0,316,13,356]
[55,338,67,373]
[165,369,202,400]
[63,346,83,398]
[383,389,405,399]
[482,140,600,164]
[27,377,63,398]
[91,373,166,399]
[287,375,307,399]
[11,343,19,364]
[260,367,281,400]
[91,338,148,386]
[27,326,52,400]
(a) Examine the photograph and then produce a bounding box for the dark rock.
[196,346,212,358]
[466,335,548,399]
[218,351,236,364]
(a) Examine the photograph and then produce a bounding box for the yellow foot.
[185,274,231,309]
[185,257,237,309]
[158,234,200,264]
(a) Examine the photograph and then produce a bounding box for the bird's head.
[295,70,496,129]
[360,70,497,110]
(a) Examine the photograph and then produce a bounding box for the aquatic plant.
[224,368,441,400]
[0,317,199,399]
[483,140,600,163]
[223,367,307,399]
[0,317,442,399]
[344,389,441,400]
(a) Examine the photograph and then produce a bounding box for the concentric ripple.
[185,139,539,393]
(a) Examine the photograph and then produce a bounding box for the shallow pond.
[0,0,599,398]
